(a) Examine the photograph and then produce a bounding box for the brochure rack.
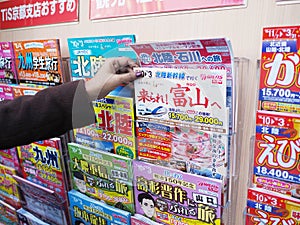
[63,56,250,225]
[13,175,69,225]
[242,59,259,224]
[0,56,250,225]
[243,58,300,225]
[222,57,250,225]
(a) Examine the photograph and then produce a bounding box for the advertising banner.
[276,0,300,5]
[90,0,246,20]
[0,0,79,29]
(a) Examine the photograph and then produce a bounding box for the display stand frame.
[220,57,250,225]
[62,56,251,225]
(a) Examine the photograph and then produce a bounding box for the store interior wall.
[1,0,300,224]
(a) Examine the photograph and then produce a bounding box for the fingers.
[86,57,140,101]
[112,57,139,73]
[117,56,139,68]
[118,70,139,85]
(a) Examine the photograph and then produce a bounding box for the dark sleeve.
[0,80,96,149]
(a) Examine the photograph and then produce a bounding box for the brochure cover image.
[74,86,136,159]
[95,90,135,158]
[17,208,50,225]
[135,120,173,163]
[68,142,135,214]
[13,175,68,225]
[17,138,69,206]
[12,85,45,98]
[0,41,18,84]
[68,189,131,225]
[130,38,235,134]
[0,200,18,225]
[134,67,228,134]
[67,34,136,81]
[136,120,228,181]
[0,84,14,101]
[131,214,164,225]
[253,110,300,197]
[0,164,21,209]
[12,39,64,86]
[130,38,233,70]
[0,147,21,175]
[133,160,224,225]
[258,25,300,113]
[245,187,300,225]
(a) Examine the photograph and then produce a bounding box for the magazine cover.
[0,147,21,174]
[13,175,68,225]
[0,84,14,101]
[245,187,300,225]
[0,200,18,225]
[0,41,18,84]
[73,85,136,159]
[17,208,50,225]
[67,34,136,81]
[258,25,300,113]
[133,160,224,225]
[68,142,135,214]
[12,39,64,86]
[68,189,131,225]
[130,38,235,134]
[0,164,21,209]
[17,138,69,205]
[253,110,300,197]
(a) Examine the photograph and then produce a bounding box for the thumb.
[117,70,139,85]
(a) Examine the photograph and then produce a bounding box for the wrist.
[84,78,99,101]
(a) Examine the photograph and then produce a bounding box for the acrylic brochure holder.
[130,57,250,225]
[222,57,250,225]
[63,57,250,225]
[13,174,69,225]
[243,59,300,224]
[242,59,260,224]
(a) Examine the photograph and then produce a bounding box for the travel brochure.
[132,50,231,184]
[67,34,136,81]
[0,84,14,101]
[17,138,69,205]
[134,67,228,134]
[245,187,300,224]
[17,208,51,225]
[68,34,137,159]
[13,174,68,225]
[0,147,21,174]
[253,110,300,197]
[12,39,64,86]
[246,25,300,224]
[0,164,21,209]
[68,189,131,225]
[68,142,135,214]
[0,199,18,225]
[258,25,300,114]
[133,160,224,225]
[0,41,18,84]
[130,38,234,193]
[16,138,70,224]
[73,86,136,159]
[130,38,235,134]
[0,36,237,224]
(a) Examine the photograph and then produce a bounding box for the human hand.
[85,57,140,101]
